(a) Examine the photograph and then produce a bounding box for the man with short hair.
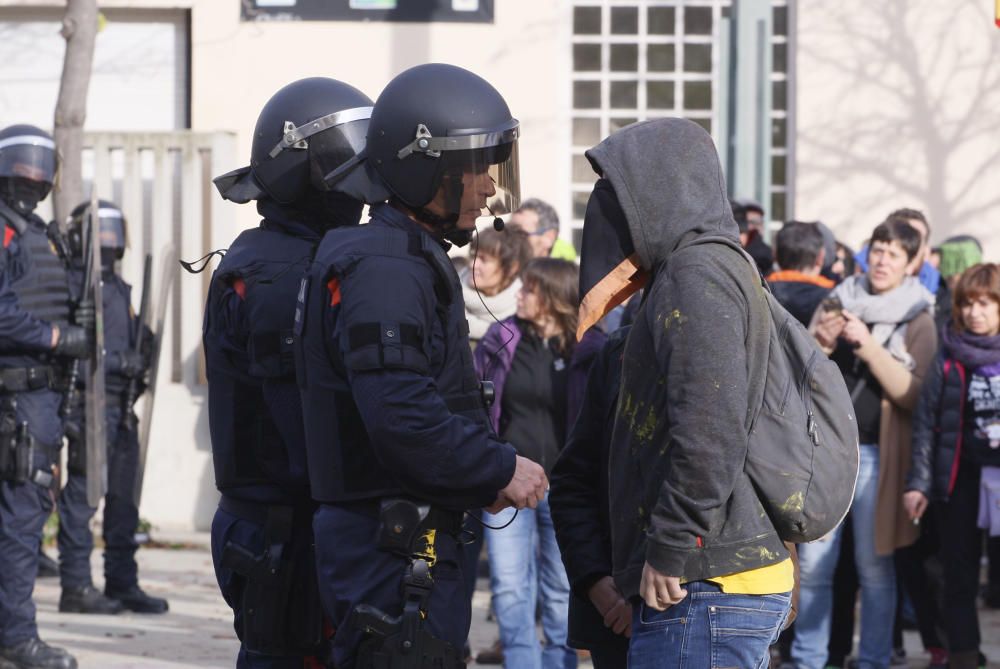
[768,221,834,326]
[510,198,577,260]
[731,198,773,276]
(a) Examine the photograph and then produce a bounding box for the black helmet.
[0,124,58,215]
[214,77,373,205]
[339,64,521,227]
[67,199,127,262]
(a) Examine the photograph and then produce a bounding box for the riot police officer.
[296,63,548,669]
[56,200,167,616]
[0,124,89,669]
[205,77,374,667]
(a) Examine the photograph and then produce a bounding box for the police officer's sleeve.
[336,257,516,508]
[0,249,55,351]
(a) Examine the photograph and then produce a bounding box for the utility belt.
[0,397,58,487]
[218,495,324,657]
[350,498,466,669]
[0,365,60,393]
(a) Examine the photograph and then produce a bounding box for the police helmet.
[0,125,58,213]
[68,199,127,261]
[214,77,373,205]
[355,64,521,221]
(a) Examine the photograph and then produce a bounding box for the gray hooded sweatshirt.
[585,118,788,597]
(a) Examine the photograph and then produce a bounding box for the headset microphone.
[486,205,505,231]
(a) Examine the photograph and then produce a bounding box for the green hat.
[938,239,983,279]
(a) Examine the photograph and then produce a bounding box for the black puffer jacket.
[906,350,966,501]
[550,327,630,652]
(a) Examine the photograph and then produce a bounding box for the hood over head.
[576,119,738,337]
[583,118,739,273]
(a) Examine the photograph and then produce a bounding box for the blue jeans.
[628,580,791,669]
[792,444,896,669]
[485,494,577,669]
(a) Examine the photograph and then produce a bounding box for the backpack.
[693,239,860,543]
[741,251,860,543]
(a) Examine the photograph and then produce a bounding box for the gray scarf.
[831,275,933,370]
[461,269,521,341]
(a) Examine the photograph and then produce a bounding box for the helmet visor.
[430,137,521,228]
[0,135,57,185]
[311,117,370,190]
[98,208,127,251]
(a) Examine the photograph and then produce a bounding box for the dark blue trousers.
[0,459,53,646]
[57,407,140,591]
[313,503,471,669]
[211,506,313,668]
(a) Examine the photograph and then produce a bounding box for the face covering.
[2,178,50,216]
[100,248,120,272]
[576,178,647,339]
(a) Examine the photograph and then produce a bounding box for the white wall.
[795,0,1000,258]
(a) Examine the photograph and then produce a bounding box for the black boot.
[59,585,125,614]
[105,584,168,614]
[36,551,58,579]
[0,638,77,669]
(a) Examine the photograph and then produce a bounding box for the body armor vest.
[8,220,70,326]
[206,223,315,503]
[297,220,490,504]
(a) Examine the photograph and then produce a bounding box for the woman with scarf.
[792,219,938,669]
[463,227,533,345]
[904,263,1000,669]
[474,258,605,669]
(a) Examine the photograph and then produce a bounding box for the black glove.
[73,299,96,329]
[54,325,92,359]
[116,350,145,378]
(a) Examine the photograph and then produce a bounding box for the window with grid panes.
[570,0,795,246]
[769,0,791,226]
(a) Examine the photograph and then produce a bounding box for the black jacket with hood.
[585,119,787,597]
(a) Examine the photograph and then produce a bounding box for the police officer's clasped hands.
[485,454,548,513]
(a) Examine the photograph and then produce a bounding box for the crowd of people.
[198,64,999,669]
[459,193,999,669]
[5,62,987,669]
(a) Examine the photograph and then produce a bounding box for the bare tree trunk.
[53,0,98,225]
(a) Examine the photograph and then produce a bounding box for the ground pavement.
[33,533,1000,668]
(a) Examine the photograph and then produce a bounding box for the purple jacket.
[474,316,607,436]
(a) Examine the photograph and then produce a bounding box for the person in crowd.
[510,198,577,261]
[768,221,834,326]
[205,77,374,666]
[463,227,532,344]
[577,119,793,669]
[549,327,631,669]
[904,263,1000,669]
[296,64,546,669]
[855,208,939,295]
[474,258,604,669]
[831,241,858,283]
[0,124,91,669]
[57,200,167,616]
[794,218,937,669]
[933,236,984,329]
[732,197,774,276]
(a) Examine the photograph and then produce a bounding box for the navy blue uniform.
[0,211,70,648]
[204,210,323,667]
[296,203,516,668]
[57,270,146,593]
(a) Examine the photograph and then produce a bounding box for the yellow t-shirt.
[705,557,794,595]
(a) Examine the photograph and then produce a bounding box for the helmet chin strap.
[392,172,473,247]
